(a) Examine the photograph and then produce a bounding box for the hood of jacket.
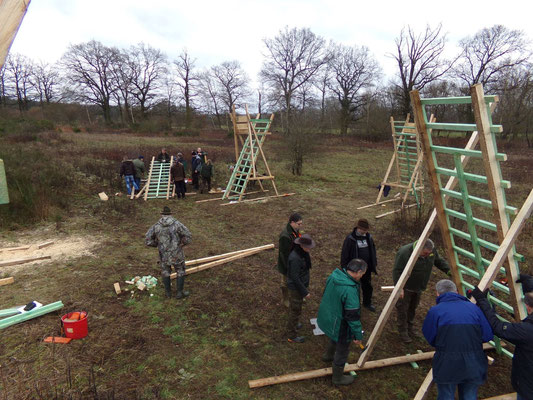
[159,215,176,227]
[330,268,357,287]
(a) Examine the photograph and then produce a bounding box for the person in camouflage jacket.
[146,206,192,299]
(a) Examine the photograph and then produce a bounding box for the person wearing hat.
[145,206,192,299]
[340,218,378,312]
[393,238,450,343]
[277,213,303,308]
[133,155,146,190]
[286,233,315,343]
[171,157,186,199]
[317,258,367,385]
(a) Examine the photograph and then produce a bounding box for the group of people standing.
[119,146,214,197]
[275,213,533,399]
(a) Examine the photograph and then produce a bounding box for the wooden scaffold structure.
[358,114,434,219]
[248,85,533,400]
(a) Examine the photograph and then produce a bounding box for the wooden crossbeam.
[220,193,295,206]
[184,244,274,266]
[0,255,51,268]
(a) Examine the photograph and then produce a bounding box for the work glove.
[470,287,489,302]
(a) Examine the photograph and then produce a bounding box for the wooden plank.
[413,369,433,400]
[411,90,462,292]
[170,246,273,279]
[143,157,155,201]
[375,203,417,219]
[44,336,72,344]
[471,84,525,320]
[357,197,401,210]
[381,286,394,291]
[221,193,295,206]
[476,189,533,293]
[113,282,121,295]
[0,277,14,286]
[0,244,30,252]
[482,394,517,400]
[248,343,498,389]
[166,156,174,200]
[357,130,480,367]
[0,255,51,268]
[0,301,64,330]
[37,240,54,249]
[185,244,274,266]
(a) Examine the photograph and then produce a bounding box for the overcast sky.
[9,0,533,87]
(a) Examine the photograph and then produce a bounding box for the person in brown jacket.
[171,159,186,199]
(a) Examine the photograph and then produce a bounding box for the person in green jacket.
[392,239,450,343]
[132,155,146,189]
[317,259,367,385]
[277,213,303,308]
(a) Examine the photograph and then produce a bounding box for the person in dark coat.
[423,279,493,400]
[393,238,450,343]
[200,159,213,193]
[156,148,171,163]
[286,234,315,343]
[171,159,186,199]
[277,213,303,308]
[340,218,377,312]
[191,151,201,190]
[471,287,533,400]
[119,156,139,195]
[317,259,367,386]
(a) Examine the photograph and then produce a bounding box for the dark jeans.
[286,289,304,338]
[360,269,373,307]
[437,382,478,400]
[395,289,421,332]
[174,180,186,198]
[192,171,199,189]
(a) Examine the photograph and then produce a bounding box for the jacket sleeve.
[176,222,192,246]
[422,308,438,346]
[392,248,408,285]
[119,163,125,177]
[476,297,527,344]
[145,225,157,247]
[370,235,377,273]
[340,236,351,268]
[476,306,494,342]
[287,256,308,297]
[433,249,450,275]
[343,290,363,340]
[278,234,291,273]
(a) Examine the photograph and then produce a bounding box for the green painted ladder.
[412,86,526,359]
[0,159,9,205]
[223,117,276,201]
[143,156,174,200]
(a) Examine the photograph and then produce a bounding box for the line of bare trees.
[1,23,532,170]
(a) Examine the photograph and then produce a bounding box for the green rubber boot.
[162,277,172,298]
[176,276,189,299]
[322,342,336,362]
[332,364,355,386]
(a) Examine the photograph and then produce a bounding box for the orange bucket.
[61,311,88,339]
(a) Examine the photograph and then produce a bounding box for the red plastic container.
[61,311,88,339]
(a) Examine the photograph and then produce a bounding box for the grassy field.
[0,129,531,399]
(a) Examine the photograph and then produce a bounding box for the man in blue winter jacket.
[422,279,493,400]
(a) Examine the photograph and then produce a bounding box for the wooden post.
[413,369,434,400]
[143,157,155,201]
[471,84,525,320]
[166,156,174,200]
[411,90,462,291]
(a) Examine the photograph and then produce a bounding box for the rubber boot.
[162,277,172,298]
[322,342,336,362]
[332,364,355,385]
[281,286,289,308]
[408,324,420,339]
[399,330,412,343]
[176,276,190,299]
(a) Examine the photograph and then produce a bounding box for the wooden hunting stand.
[222,105,280,203]
[248,86,533,399]
[357,114,434,219]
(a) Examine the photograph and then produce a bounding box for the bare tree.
[260,26,330,133]
[391,24,453,116]
[4,53,33,111]
[454,25,531,92]
[30,61,59,105]
[174,49,198,130]
[197,70,223,128]
[61,41,120,123]
[128,43,167,117]
[113,50,137,124]
[0,66,7,106]
[313,63,333,128]
[211,60,251,117]
[328,44,381,135]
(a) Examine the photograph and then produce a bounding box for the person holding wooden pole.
[317,259,367,385]
[471,287,533,400]
[277,213,303,308]
[145,206,192,299]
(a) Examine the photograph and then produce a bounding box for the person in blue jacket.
[422,279,493,400]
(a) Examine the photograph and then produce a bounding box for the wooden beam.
[413,369,433,400]
[248,343,498,389]
[375,203,417,219]
[220,193,295,206]
[170,245,273,279]
[357,197,401,210]
[0,255,51,268]
[0,244,31,252]
[0,277,14,286]
[37,240,54,249]
[381,286,394,292]
[356,130,480,367]
[195,190,269,203]
[185,244,274,266]
[482,394,517,400]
